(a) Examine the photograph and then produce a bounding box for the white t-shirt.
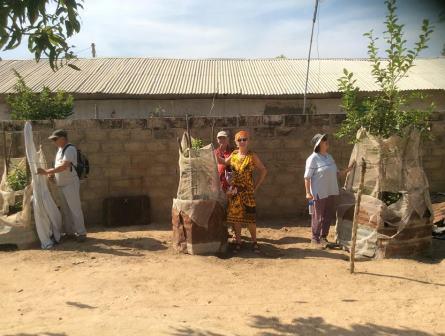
[304,152,339,200]
[55,145,78,186]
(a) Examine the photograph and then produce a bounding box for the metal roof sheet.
[0,58,444,96]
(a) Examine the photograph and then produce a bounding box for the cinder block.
[122,119,147,129]
[108,129,131,141]
[101,142,124,153]
[124,142,147,152]
[86,131,108,141]
[130,129,152,141]
[146,141,169,151]
[103,167,122,177]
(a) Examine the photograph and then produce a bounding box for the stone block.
[124,142,147,152]
[108,129,131,141]
[148,117,169,129]
[423,160,443,169]
[150,165,176,176]
[275,126,298,137]
[146,141,169,152]
[332,114,347,125]
[101,142,124,153]
[103,167,122,178]
[108,154,131,165]
[87,167,105,179]
[163,117,187,129]
[153,128,176,139]
[284,115,305,127]
[130,129,152,141]
[188,117,213,129]
[29,120,54,131]
[213,117,238,128]
[77,142,100,153]
[124,167,147,178]
[262,115,284,126]
[253,127,275,138]
[308,114,330,127]
[130,154,150,167]
[282,137,305,149]
[86,131,108,142]
[122,119,147,129]
[87,153,109,166]
[238,116,262,127]
[97,119,123,129]
[54,119,75,130]
[2,120,25,131]
[72,119,101,129]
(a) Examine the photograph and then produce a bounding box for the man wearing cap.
[214,130,232,193]
[37,129,87,242]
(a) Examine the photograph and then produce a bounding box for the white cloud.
[1,0,443,60]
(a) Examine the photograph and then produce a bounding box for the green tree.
[6,72,73,120]
[337,0,435,142]
[0,0,83,70]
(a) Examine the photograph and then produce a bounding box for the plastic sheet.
[24,122,62,249]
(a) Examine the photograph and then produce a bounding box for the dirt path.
[1,222,444,336]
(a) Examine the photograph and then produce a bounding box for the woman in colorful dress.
[217,130,267,253]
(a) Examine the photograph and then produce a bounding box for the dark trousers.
[311,195,336,242]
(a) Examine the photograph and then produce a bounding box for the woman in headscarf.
[217,130,267,253]
[304,134,354,249]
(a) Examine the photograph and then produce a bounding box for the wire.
[316,1,321,92]
[73,46,91,55]
[303,0,319,115]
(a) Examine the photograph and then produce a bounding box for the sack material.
[62,144,89,179]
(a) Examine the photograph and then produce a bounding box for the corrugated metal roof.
[0,58,444,96]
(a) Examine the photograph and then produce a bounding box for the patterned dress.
[226,150,256,226]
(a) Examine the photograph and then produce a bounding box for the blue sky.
[1,0,444,59]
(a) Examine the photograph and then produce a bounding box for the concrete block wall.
[0,112,444,227]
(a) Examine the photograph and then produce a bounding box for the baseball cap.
[217,131,229,138]
[48,129,68,140]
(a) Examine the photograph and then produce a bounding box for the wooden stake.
[350,158,367,274]
[2,124,8,176]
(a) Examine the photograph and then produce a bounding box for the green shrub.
[7,165,27,192]
[191,138,204,150]
[336,0,435,142]
[6,72,73,120]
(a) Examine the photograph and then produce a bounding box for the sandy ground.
[1,221,444,336]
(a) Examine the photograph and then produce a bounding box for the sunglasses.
[237,138,249,142]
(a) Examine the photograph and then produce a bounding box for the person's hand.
[347,161,356,172]
[37,168,47,175]
[306,192,313,200]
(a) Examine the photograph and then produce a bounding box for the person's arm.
[304,178,313,200]
[338,161,356,177]
[37,161,70,175]
[304,156,314,200]
[38,146,75,175]
[252,154,267,192]
[216,153,232,166]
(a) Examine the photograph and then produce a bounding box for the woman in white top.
[304,134,353,248]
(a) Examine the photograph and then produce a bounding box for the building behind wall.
[0,58,444,119]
